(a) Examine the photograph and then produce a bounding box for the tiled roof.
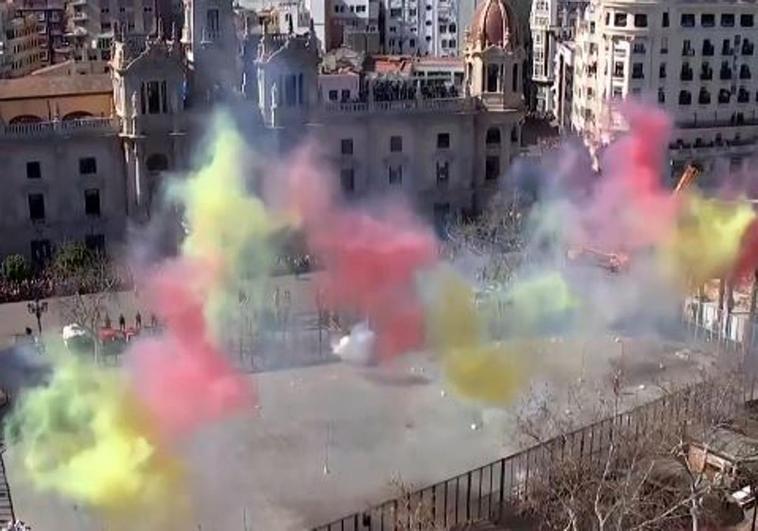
[0,74,112,101]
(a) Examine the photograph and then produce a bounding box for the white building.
[568,0,758,181]
[0,0,525,263]
[382,0,459,56]
[530,0,588,115]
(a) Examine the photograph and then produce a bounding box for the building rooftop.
[0,74,112,101]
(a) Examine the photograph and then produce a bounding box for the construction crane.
[566,164,701,273]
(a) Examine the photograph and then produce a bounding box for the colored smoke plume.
[662,195,755,287]
[281,149,439,360]
[3,356,183,514]
[427,270,527,404]
[169,113,281,338]
[128,258,253,440]
[5,113,258,519]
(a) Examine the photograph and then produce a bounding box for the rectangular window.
[632,63,644,79]
[145,81,160,113]
[485,156,499,181]
[206,8,219,39]
[659,62,666,78]
[701,14,715,27]
[85,234,105,254]
[741,14,754,27]
[28,193,45,221]
[662,12,669,27]
[388,165,402,184]
[285,74,296,106]
[26,161,41,179]
[613,61,624,77]
[632,42,646,54]
[84,188,101,216]
[79,157,97,175]
[721,13,734,27]
[328,90,338,101]
[161,80,167,113]
[340,168,355,192]
[634,14,647,27]
[436,160,449,184]
[390,135,403,153]
[389,8,401,17]
[681,13,695,27]
[340,89,350,101]
[341,138,353,155]
[437,132,450,149]
[614,13,627,27]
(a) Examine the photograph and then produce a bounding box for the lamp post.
[315,288,324,358]
[27,298,48,335]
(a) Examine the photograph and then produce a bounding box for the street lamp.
[27,298,48,335]
[315,288,325,358]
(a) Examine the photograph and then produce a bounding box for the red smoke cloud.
[281,149,438,360]
[129,258,253,440]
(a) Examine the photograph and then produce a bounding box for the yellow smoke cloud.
[662,195,755,286]
[170,113,284,336]
[4,355,184,519]
[428,271,528,404]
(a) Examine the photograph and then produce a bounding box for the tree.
[2,254,31,283]
[510,369,750,530]
[51,243,118,363]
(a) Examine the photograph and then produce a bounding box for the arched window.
[62,111,93,121]
[486,64,499,92]
[486,127,501,145]
[678,90,692,105]
[9,114,43,124]
[698,88,711,104]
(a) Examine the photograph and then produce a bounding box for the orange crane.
[567,164,700,273]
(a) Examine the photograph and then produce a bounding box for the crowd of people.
[351,80,459,103]
[0,271,133,305]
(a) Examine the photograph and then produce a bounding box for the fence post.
[466,472,472,522]
[498,458,505,519]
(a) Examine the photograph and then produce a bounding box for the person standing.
[118,314,126,331]
[135,312,142,329]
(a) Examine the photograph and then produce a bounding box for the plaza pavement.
[2,330,719,530]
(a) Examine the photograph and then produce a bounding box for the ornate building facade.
[0,0,525,263]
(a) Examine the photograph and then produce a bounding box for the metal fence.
[313,309,758,531]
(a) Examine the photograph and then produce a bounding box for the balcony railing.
[0,117,118,139]
[321,97,475,114]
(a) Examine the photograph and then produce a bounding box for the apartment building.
[0,4,43,78]
[16,0,66,66]
[568,0,758,180]
[530,0,588,115]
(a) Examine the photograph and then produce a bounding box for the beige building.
[0,0,525,263]
[16,0,67,67]
[568,0,758,181]
[0,4,43,78]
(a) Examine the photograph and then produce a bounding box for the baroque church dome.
[467,0,520,50]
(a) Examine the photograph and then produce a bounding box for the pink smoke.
[128,258,253,440]
[281,149,439,360]
[571,103,678,252]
